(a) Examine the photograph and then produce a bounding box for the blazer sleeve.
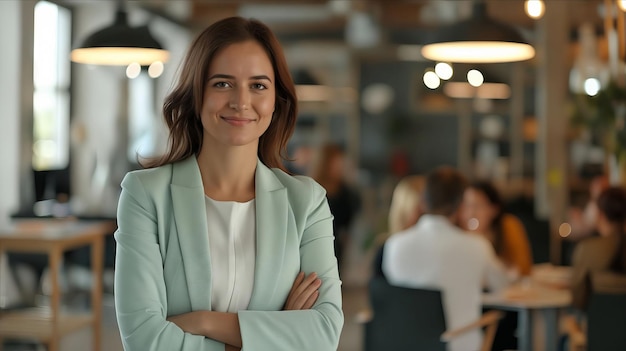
[114,172,226,351]
[237,180,344,351]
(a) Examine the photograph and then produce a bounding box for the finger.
[292,272,318,298]
[291,277,321,309]
[285,272,305,305]
[302,290,319,309]
[285,272,306,309]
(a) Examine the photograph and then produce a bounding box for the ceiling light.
[125,62,141,79]
[71,5,169,66]
[423,70,441,89]
[435,62,453,80]
[525,0,545,19]
[467,69,484,87]
[421,2,535,63]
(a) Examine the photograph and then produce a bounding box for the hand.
[283,271,321,310]
[225,345,241,351]
[167,311,207,336]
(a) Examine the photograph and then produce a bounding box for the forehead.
[208,40,274,77]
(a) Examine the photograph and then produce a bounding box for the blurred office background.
[1,0,625,350]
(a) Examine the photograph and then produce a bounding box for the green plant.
[571,80,626,159]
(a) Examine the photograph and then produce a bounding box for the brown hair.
[310,143,346,196]
[142,17,297,170]
[423,166,467,216]
[597,187,626,273]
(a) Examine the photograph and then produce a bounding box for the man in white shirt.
[383,167,509,351]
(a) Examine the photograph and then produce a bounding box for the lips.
[221,116,255,126]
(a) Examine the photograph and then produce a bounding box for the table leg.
[49,247,62,351]
[91,236,104,351]
[518,308,532,351]
[543,308,559,351]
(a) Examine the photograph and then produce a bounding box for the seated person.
[372,174,425,278]
[459,181,534,351]
[567,175,609,242]
[459,181,533,279]
[383,167,509,351]
[571,186,626,311]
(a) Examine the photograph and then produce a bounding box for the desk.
[0,219,115,351]
[483,282,572,351]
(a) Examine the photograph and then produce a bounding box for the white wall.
[0,1,23,222]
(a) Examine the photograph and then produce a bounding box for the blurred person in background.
[372,174,425,279]
[383,167,509,351]
[571,186,626,311]
[459,181,533,351]
[460,181,533,279]
[567,175,610,241]
[310,143,361,272]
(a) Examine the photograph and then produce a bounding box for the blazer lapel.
[248,160,288,309]
[170,156,213,311]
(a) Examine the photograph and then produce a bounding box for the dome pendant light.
[71,2,169,66]
[421,1,535,63]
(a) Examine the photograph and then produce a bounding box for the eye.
[251,83,267,90]
[213,81,231,88]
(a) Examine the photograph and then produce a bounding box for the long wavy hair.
[142,17,297,170]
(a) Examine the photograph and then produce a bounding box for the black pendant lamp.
[421,1,535,63]
[70,1,169,66]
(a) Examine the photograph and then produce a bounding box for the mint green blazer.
[114,156,343,350]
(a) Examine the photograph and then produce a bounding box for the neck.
[196,141,258,202]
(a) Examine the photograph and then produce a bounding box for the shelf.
[0,306,93,341]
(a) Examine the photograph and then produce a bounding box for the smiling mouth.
[221,116,255,125]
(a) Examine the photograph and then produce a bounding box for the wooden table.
[0,219,115,351]
[482,266,573,351]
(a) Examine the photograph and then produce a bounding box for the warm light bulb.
[126,62,141,79]
[148,61,164,78]
[584,78,601,96]
[423,70,441,89]
[467,69,484,87]
[619,0,626,12]
[559,223,572,237]
[435,62,453,80]
[525,0,545,19]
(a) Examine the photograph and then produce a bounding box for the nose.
[229,86,250,111]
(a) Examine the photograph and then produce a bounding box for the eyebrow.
[207,74,272,82]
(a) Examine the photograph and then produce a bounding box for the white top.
[383,215,509,351]
[205,196,256,313]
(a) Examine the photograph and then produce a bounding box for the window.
[32,1,71,171]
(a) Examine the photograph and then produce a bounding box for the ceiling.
[137,0,608,40]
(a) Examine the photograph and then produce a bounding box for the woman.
[460,181,533,277]
[309,143,360,270]
[372,174,425,278]
[571,186,626,310]
[114,17,343,351]
[460,181,531,351]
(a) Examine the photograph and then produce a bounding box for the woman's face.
[200,40,276,149]
[460,188,499,233]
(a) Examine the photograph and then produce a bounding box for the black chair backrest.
[587,292,626,351]
[365,276,447,351]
